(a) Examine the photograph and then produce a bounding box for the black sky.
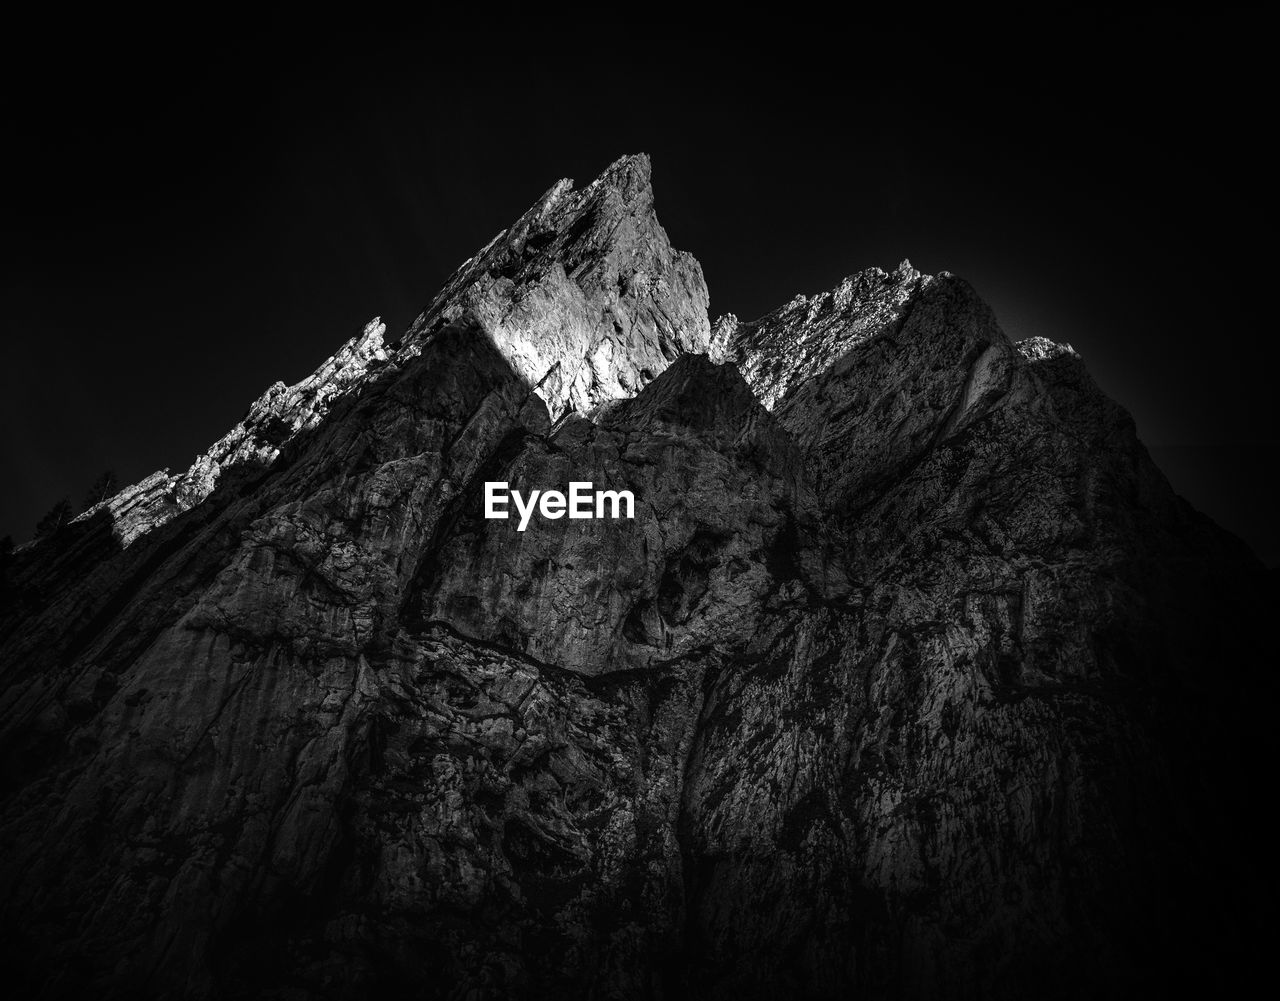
[3,13,1276,563]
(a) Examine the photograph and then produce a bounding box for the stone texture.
[75,317,394,548]
[59,153,708,556]
[404,152,711,419]
[0,156,1270,1000]
[709,259,928,410]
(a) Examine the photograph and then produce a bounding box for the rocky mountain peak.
[0,155,1268,1001]
[576,150,655,208]
[404,151,710,420]
[75,315,393,548]
[1016,333,1080,363]
[58,156,710,553]
[713,262,940,409]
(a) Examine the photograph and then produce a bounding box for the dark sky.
[3,14,1275,563]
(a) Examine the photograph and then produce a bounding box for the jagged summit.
[1,156,1269,1000]
[710,260,938,409]
[1016,334,1079,362]
[45,159,993,556]
[78,155,710,551]
[72,316,392,547]
[405,151,709,419]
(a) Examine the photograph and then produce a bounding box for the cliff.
[0,155,1269,1000]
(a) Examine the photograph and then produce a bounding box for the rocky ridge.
[0,155,1269,1000]
[67,154,708,554]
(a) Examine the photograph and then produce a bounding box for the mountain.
[0,154,1270,1000]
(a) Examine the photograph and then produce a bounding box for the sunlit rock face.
[405,152,712,420]
[0,156,1270,1001]
[63,154,708,554]
[709,258,930,410]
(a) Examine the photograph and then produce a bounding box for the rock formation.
[0,154,1270,1000]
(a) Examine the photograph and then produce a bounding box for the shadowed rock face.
[0,156,1270,1000]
